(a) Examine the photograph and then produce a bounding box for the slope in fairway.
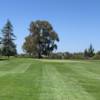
[0,58,100,100]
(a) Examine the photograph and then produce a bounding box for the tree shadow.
[0,58,9,61]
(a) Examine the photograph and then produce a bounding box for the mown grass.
[0,58,100,100]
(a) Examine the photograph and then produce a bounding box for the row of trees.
[0,20,17,58]
[0,20,59,59]
[46,44,100,60]
[22,20,97,59]
[0,20,99,60]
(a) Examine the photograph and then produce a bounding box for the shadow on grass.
[0,58,9,61]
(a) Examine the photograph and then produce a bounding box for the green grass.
[0,58,100,100]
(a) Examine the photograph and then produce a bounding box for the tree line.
[49,44,98,60]
[0,20,100,59]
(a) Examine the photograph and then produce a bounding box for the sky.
[0,0,100,53]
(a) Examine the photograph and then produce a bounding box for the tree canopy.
[23,20,59,58]
[84,44,95,58]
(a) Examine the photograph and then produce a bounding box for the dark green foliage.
[88,44,95,57]
[23,20,59,58]
[46,52,84,60]
[70,52,84,59]
[93,51,100,59]
[84,44,95,58]
[84,49,88,58]
[1,20,17,58]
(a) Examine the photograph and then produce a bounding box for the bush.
[93,51,100,60]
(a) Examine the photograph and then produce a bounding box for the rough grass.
[0,58,100,100]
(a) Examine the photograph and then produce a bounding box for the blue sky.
[0,0,100,53]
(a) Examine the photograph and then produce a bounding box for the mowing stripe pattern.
[39,64,95,100]
[0,59,100,100]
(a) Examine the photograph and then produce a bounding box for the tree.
[84,49,88,58]
[23,20,59,58]
[88,44,95,57]
[1,20,17,58]
[84,44,95,58]
[22,35,37,56]
[93,51,100,59]
[0,37,2,56]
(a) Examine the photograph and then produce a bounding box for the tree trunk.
[38,52,42,59]
[8,55,10,60]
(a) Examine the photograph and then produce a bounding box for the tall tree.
[88,44,95,57]
[1,20,17,58]
[84,44,95,58]
[23,20,59,58]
